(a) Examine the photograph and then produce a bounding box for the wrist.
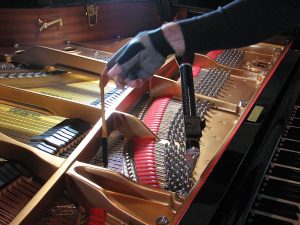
[161,22,185,56]
[148,28,175,58]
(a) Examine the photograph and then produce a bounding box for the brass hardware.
[156,216,170,225]
[239,99,248,108]
[272,48,283,64]
[38,18,63,32]
[245,59,271,73]
[0,53,12,62]
[86,4,99,27]
[247,105,264,122]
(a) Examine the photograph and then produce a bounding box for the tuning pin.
[44,65,56,73]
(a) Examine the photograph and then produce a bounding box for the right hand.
[102,22,185,89]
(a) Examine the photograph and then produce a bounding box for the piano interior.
[0,1,299,225]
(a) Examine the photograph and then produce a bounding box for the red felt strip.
[133,97,172,188]
[192,50,223,77]
[88,208,106,225]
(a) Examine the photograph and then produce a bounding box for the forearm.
[164,0,300,54]
[104,0,300,87]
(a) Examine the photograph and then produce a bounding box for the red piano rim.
[174,42,292,224]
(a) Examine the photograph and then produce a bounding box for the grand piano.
[0,1,299,225]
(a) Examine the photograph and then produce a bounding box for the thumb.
[100,66,110,87]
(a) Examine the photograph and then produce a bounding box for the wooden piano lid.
[0,1,161,48]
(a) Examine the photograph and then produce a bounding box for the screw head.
[156,216,169,225]
[239,99,248,107]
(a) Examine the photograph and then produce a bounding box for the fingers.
[106,57,157,88]
[125,78,144,88]
[101,66,110,87]
[101,65,126,89]
[107,64,123,80]
[105,64,127,89]
[115,77,126,89]
[103,31,166,89]
[106,64,146,88]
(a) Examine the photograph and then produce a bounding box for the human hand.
[102,22,185,89]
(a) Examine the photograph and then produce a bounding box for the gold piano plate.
[214,42,285,73]
[12,45,109,74]
[0,38,291,225]
[48,42,289,224]
[1,45,132,111]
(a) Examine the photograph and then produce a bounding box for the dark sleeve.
[178,0,300,52]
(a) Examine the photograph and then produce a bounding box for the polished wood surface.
[0,1,161,48]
